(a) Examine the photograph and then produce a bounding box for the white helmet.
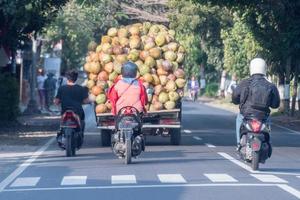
[250,58,267,76]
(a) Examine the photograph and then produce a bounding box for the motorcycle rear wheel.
[125,138,132,164]
[65,129,75,157]
[251,151,260,171]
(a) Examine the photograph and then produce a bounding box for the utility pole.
[24,33,41,115]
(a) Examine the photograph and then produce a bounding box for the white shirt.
[37,75,46,90]
[191,81,196,88]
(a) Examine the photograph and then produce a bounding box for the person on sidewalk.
[108,61,148,115]
[232,58,280,149]
[37,69,46,110]
[44,73,57,111]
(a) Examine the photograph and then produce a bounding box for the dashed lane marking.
[251,174,288,183]
[111,175,137,184]
[204,174,238,183]
[61,176,87,186]
[10,177,40,187]
[183,129,192,134]
[205,143,216,148]
[158,174,187,183]
[0,137,55,192]
[193,136,202,141]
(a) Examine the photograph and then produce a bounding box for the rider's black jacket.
[232,74,280,120]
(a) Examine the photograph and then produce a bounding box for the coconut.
[118,28,129,38]
[84,63,91,73]
[168,29,176,37]
[129,37,141,49]
[155,33,166,47]
[129,26,140,36]
[96,104,107,114]
[96,45,102,53]
[176,53,185,63]
[98,71,109,81]
[112,45,123,55]
[135,60,144,68]
[166,80,177,92]
[168,42,179,52]
[149,48,162,59]
[97,80,108,89]
[174,68,185,78]
[116,54,128,64]
[139,51,150,61]
[167,74,176,81]
[169,91,180,101]
[90,52,99,62]
[127,49,140,62]
[105,101,112,110]
[178,45,185,53]
[109,71,118,81]
[154,85,163,95]
[89,62,101,74]
[91,86,103,96]
[149,25,160,34]
[164,51,177,62]
[175,78,186,88]
[158,92,169,103]
[100,53,112,64]
[157,68,168,76]
[96,94,107,104]
[144,41,156,50]
[107,28,118,37]
[144,56,156,68]
[139,64,150,76]
[89,73,98,81]
[113,61,122,74]
[162,60,173,71]
[153,102,163,110]
[87,80,95,89]
[143,73,153,83]
[104,62,114,73]
[159,75,168,86]
[119,37,129,47]
[89,94,96,102]
[152,74,160,86]
[164,101,176,110]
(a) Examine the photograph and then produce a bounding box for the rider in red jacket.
[108,61,148,115]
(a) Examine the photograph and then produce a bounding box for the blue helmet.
[122,61,138,78]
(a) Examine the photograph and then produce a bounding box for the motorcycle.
[238,117,272,170]
[190,89,198,102]
[57,109,84,157]
[111,106,145,164]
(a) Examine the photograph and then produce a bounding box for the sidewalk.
[198,96,300,132]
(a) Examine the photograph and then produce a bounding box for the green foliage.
[0,0,67,50]
[44,0,119,70]
[204,82,219,97]
[221,14,264,79]
[0,74,19,121]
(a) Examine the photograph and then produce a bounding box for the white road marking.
[273,124,300,135]
[204,174,238,183]
[277,184,300,199]
[205,143,216,148]
[10,177,40,187]
[3,183,277,192]
[158,174,187,183]
[193,136,202,141]
[0,137,55,192]
[61,176,87,186]
[111,175,137,184]
[218,152,300,176]
[85,132,100,136]
[218,152,254,173]
[251,174,288,183]
[183,129,192,134]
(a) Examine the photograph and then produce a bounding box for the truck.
[95,103,182,146]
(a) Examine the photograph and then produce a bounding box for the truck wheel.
[170,128,181,145]
[101,130,112,147]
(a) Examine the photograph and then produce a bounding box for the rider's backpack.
[246,78,272,112]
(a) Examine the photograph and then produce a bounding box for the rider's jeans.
[236,113,270,145]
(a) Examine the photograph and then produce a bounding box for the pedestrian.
[58,71,67,88]
[37,68,46,111]
[44,73,57,111]
[226,74,237,97]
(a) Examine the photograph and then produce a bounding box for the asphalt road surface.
[1,101,300,200]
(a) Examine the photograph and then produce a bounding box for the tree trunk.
[291,65,298,116]
[283,56,292,114]
[278,73,285,112]
[199,63,206,96]
[219,70,226,98]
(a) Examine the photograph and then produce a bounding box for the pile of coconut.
[84,22,186,114]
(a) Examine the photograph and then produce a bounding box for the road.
[1,101,300,200]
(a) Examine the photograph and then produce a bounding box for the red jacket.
[108,78,148,115]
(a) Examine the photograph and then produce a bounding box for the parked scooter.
[238,117,272,170]
[111,106,145,164]
[57,109,84,157]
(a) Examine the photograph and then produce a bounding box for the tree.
[0,0,67,50]
[44,0,119,70]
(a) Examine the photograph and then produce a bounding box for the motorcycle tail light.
[124,108,133,115]
[62,112,79,127]
[250,119,262,133]
[252,142,261,151]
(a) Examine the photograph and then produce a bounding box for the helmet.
[122,61,137,78]
[250,58,267,76]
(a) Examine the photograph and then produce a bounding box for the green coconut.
[144,56,156,68]
[164,51,177,62]
[158,92,169,104]
[139,64,150,76]
[127,49,140,62]
[149,48,162,59]
[107,27,118,37]
[109,71,118,81]
[175,78,186,88]
[168,91,180,101]
[165,80,177,92]
[164,101,176,110]
[155,33,166,47]
[96,94,106,104]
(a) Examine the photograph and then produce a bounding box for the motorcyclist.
[108,61,148,115]
[54,70,89,147]
[232,58,280,150]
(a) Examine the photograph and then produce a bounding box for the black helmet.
[122,61,138,78]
